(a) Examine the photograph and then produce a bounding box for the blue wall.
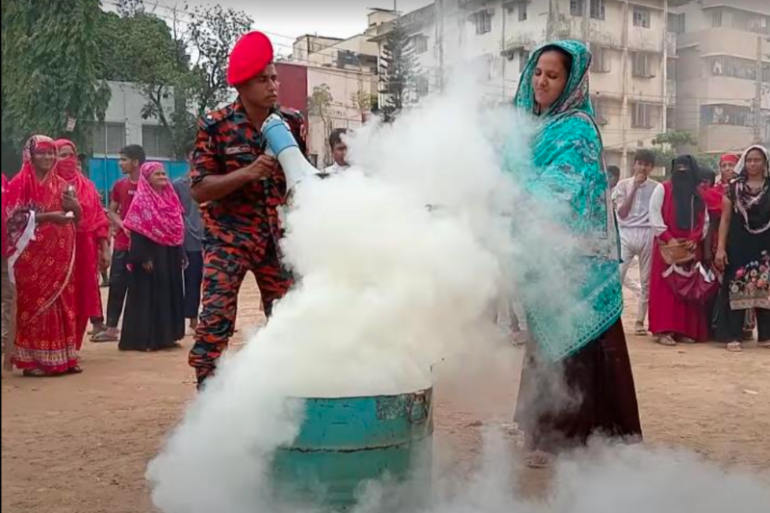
[88,158,189,204]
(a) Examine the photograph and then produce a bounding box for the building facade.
[673,0,770,153]
[371,0,674,174]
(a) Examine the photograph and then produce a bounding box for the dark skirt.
[514,319,642,453]
[119,234,185,352]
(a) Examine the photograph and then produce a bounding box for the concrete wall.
[95,81,174,158]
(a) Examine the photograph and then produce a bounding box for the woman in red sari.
[6,135,82,376]
[55,139,111,349]
[648,155,710,346]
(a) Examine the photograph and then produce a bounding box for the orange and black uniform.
[188,98,306,385]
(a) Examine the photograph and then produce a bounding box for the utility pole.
[753,35,763,143]
[437,0,445,93]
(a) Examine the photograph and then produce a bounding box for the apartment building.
[286,12,389,166]
[673,0,770,153]
[371,0,673,173]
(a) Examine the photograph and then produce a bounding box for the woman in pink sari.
[55,139,111,349]
[119,162,186,351]
[6,136,82,376]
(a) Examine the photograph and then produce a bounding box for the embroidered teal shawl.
[506,40,623,362]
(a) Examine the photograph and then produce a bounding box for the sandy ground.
[2,275,769,513]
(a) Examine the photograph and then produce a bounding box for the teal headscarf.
[505,40,623,362]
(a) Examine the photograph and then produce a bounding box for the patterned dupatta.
[732,145,770,235]
[505,40,623,362]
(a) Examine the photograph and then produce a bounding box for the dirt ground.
[2,278,769,513]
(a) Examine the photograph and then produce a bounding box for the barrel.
[271,387,434,511]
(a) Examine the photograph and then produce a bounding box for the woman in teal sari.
[507,41,642,468]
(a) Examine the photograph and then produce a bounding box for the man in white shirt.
[321,129,350,176]
[613,149,662,336]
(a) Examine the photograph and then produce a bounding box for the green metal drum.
[271,388,434,511]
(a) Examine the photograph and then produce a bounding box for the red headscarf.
[54,139,109,238]
[720,153,740,166]
[123,162,184,247]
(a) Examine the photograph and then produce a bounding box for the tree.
[96,2,253,159]
[651,130,698,172]
[187,4,254,118]
[351,90,376,122]
[2,0,110,172]
[309,84,334,159]
[651,130,720,174]
[379,21,420,122]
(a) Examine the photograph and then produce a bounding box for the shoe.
[633,323,648,336]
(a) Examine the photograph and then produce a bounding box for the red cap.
[720,153,739,164]
[227,31,274,87]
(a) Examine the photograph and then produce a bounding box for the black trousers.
[106,250,129,328]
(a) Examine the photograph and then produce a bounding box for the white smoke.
[147,79,770,513]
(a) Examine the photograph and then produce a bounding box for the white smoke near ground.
[147,78,770,513]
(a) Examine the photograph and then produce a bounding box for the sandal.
[677,336,696,345]
[524,450,556,469]
[23,369,51,378]
[67,366,84,374]
[634,323,649,336]
[91,332,119,343]
[656,335,677,347]
[726,341,743,353]
[757,341,770,349]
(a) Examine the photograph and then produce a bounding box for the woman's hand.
[684,240,697,252]
[40,211,76,225]
[143,261,154,273]
[715,248,729,272]
[62,193,82,220]
[99,247,111,272]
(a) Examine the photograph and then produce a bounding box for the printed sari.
[7,136,78,374]
[56,139,110,349]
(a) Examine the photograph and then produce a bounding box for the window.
[668,13,685,35]
[142,125,174,159]
[518,3,527,22]
[474,10,492,35]
[570,0,584,17]
[632,52,655,78]
[633,6,651,28]
[519,50,530,73]
[594,100,609,125]
[590,0,605,21]
[416,74,430,98]
[570,0,603,19]
[91,122,126,155]
[413,35,428,54]
[591,47,610,73]
[707,55,770,82]
[701,104,752,127]
[711,9,722,28]
[632,103,654,129]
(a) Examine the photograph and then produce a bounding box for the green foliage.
[2,0,110,169]
[95,1,252,160]
[651,130,721,175]
[379,21,420,122]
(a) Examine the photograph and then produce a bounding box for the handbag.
[663,262,720,303]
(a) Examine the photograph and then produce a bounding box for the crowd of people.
[0,33,767,473]
[0,137,204,376]
[612,146,770,352]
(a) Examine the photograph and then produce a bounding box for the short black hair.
[120,145,146,165]
[634,149,656,166]
[607,165,621,178]
[699,167,716,186]
[329,129,348,149]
